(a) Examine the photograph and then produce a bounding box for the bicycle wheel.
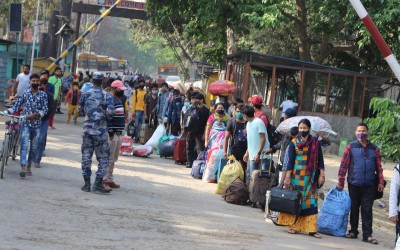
[1,134,10,179]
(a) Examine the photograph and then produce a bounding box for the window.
[328,74,353,116]
[301,71,328,113]
[352,77,364,117]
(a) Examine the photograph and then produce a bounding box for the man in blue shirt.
[79,72,115,194]
[3,73,48,178]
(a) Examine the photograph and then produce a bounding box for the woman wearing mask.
[279,118,325,238]
[204,103,230,150]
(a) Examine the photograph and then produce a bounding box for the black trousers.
[186,133,205,167]
[348,184,375,239]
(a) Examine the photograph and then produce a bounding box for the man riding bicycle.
[3,73,48,178]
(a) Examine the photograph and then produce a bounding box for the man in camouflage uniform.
[79,72,115,194]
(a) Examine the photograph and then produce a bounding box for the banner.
[96,0,145,10]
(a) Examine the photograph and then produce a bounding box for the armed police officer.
[79,72,115,194]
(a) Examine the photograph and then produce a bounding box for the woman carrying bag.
[278,118,325,238]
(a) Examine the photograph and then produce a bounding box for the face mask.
[184,102,190,107]
[194,101,200,106]
[161,87,168,92]
[216,109,224,115]
[236,112,243,119]
[115,90,124,97]
[139,85,144,89]
[299,130,310,137]
[31,83,39,90]
[356,133,368,140]
[152,90,158,95]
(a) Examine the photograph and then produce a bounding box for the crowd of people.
[3,66,397,246]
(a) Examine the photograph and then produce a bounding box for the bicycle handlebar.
[0,112,25,119]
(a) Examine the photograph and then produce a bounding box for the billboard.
[96,0,145,10]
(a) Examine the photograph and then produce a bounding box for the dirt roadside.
[0,104,395,250]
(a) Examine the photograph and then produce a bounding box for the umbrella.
[208,80,236,96]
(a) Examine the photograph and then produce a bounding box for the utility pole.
[30,0,41,73]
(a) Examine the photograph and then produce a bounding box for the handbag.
[269,183,302,226]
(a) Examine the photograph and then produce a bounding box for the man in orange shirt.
[64,81,81,124]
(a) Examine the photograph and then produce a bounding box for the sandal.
[288,229,297,234]
[309,232,321,239]
[362,236,378,244]
[345,232,358,239]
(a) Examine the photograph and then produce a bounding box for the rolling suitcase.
[139,124,155,144]
[173,138,187,164]
[248,153,275,209]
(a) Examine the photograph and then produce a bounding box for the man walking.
[130,79,146,143]
[3,74,48,177]
[34,78,54,168]
[103,80,127,189]
[48,67,63,128]
[79,72,115,194]
[337,123,385,245]
[241,105,270,185]
[14,65,31,96]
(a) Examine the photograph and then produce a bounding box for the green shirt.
[48,75,62,100]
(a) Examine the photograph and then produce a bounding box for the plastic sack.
[119,136,133,156]
[132,145,153,157]
[157,134,170,154]
[202,148,221,183]
[191,160,205,179]
[317,187,351,237]
[146,124,166,150]
[277,116,337,139]
[159,139,175,158]
[208,80,236,96]
[215,156,245,195]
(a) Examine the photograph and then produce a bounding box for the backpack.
[184,106,200,134]
[258,113,282,147]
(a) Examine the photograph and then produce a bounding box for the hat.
[92,72,104,80]
[249,95,263,105]
[111,80,127,90]
[285,108,297,118]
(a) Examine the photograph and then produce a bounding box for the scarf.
[296,135,319,177]
[213,112,230,122]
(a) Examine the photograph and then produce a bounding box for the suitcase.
[139,123,155,145]
[173,138,187,164]
[248,154,275,209]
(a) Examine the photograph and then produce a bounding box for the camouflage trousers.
[81,133,110,178]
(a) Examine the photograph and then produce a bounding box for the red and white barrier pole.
[349,0,400,81]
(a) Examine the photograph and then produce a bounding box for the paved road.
[0,105,395,249]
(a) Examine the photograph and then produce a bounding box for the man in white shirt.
[280,96,298,122]
[14,64,31,96]
[242,105,270,185]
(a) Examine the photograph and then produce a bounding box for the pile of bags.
[277,116,337,139]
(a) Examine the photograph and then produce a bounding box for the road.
[0,106,395,250]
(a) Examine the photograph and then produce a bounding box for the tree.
[364,97,400,161]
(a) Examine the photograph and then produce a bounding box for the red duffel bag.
[208,80,236,96]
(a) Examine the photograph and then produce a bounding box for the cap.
[111,80,127,90]
[285,108,297,118]
[92,72,104,80]
[249,95,263,105]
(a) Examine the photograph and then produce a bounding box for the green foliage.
[364,98,400,161]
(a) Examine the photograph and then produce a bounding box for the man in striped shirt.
[103,80,127,189]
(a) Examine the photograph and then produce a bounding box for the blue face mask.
[236,112,243,119]
[184,102,190,107]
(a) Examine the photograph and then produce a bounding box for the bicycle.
[0,112,24,179]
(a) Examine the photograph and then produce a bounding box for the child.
[64,81,81,124]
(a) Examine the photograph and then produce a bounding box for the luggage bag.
[139,123,155,145]
[173,138,187,164]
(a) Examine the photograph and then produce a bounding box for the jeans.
[134,110,145,138]
[348,184,375,239]
[20,125,40,166]
[246,157,270,186]
[35,120,48,164]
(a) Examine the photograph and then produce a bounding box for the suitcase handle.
[259,151,274,178]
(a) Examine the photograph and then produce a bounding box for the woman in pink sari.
[204,103,230,150]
